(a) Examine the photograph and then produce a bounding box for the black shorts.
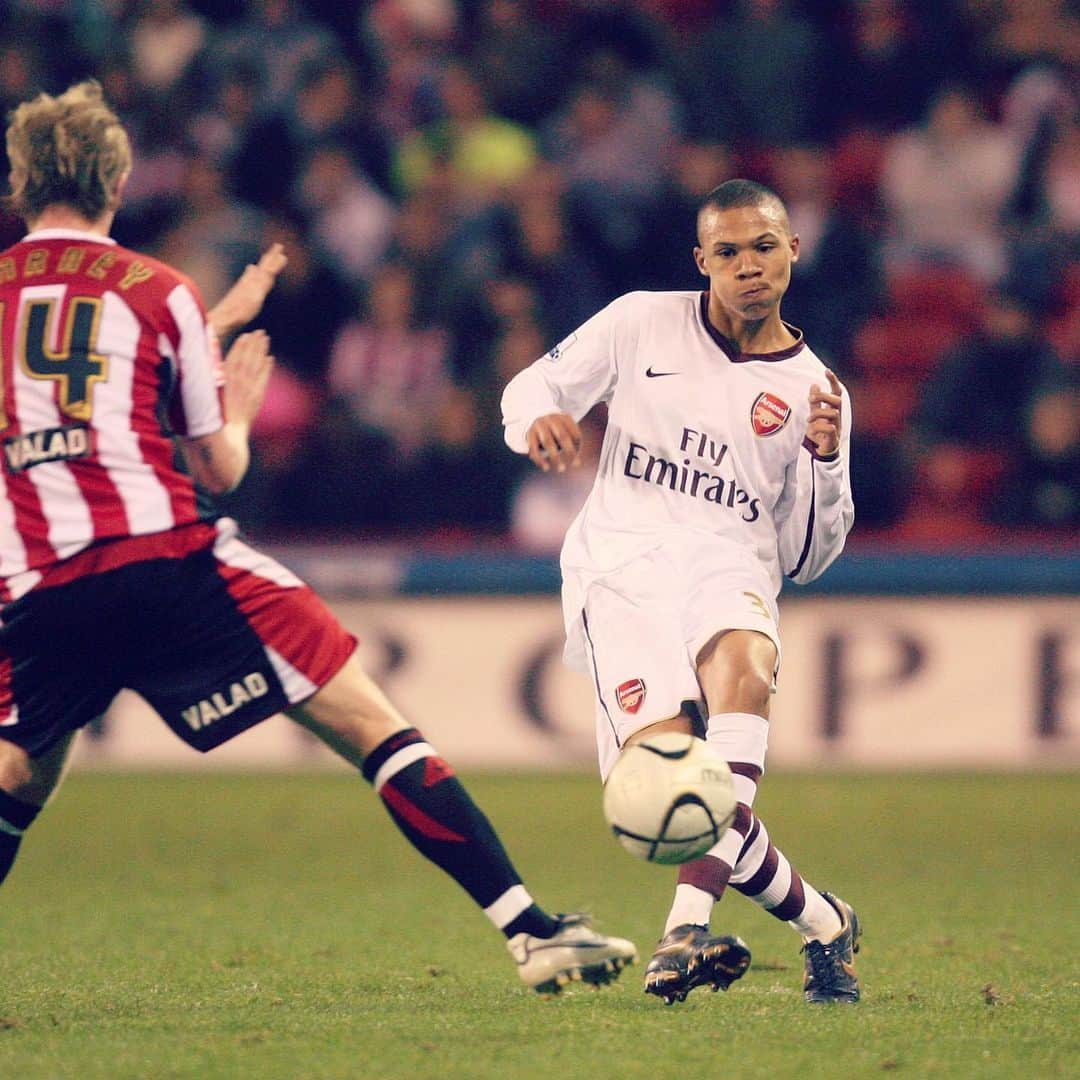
[0,520,356,757]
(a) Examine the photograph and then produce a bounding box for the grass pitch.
[1,771,1076,1079]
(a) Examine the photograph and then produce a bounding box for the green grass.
[1,772,1077,1079]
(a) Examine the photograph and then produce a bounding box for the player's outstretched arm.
[207,243,288,340]
[526,413,582,472]
[180,330,274,495]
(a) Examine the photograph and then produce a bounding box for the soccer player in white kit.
[502,179,862,1004]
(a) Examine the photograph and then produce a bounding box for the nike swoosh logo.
[645,367,679,378]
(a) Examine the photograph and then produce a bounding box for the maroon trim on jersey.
[786,455,817,580]
[214,561,356,690]
[802,435,840,463]
[698,292,805,362]
[27,522,218,592]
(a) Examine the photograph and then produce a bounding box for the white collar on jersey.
[21,227,117,245]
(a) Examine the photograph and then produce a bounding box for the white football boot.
[508,913,638,993]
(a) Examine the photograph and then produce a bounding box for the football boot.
[644,924,751,1005]
[508,913,637,994]
[802,893,861,1004]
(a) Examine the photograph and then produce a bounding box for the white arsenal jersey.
[502,289,854,614]
[0,228,225,596]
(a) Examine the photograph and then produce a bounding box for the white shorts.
[566,538,781,781]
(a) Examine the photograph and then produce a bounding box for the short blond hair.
[5,79,131,223]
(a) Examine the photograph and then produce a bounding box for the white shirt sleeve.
[776,385,855,584]
[501,298,621,453]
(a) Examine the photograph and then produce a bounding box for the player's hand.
[223,330,274,428]
[208,243,288,338]
[806,369,843,457]
[526,413,582,472]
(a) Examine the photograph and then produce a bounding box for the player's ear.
[789,234,799,263]
[110,169,131,210]
[693,247,708,277]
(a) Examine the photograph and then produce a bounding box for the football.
[602,732,737,864]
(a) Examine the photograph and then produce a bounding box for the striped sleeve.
[165,282,225,438]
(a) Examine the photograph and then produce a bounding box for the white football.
[602,732,737,864]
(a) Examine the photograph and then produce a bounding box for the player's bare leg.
[286,651,411,764]
[288,652,636,992]
[623,712,694,748]
[0,733,76,888]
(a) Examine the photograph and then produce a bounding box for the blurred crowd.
[1,0,1077,549]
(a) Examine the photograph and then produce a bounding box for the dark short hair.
[698,178,785,216]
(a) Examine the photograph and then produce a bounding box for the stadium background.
[1,5,1078,1078]
[1,0,1077,765]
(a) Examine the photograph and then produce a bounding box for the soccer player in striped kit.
[0,80,636,994]
[502,179,861,1004]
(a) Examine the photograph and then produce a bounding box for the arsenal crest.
[616,678,646,714]
[751,392,791,436]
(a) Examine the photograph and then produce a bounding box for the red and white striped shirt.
[0,228,225,599]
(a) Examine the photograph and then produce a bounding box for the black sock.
[362,729,558,939]
[0,789,41,887]
[502,904,560,939]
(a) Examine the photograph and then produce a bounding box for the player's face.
[694,204,798,322]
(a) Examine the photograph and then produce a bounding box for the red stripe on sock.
[677,853,731,898]
[769,873,807,922]
[737,814,761,862]
[381,783,466,843]
[730,802,753,836]
[728,762,763,783]
[733,843,779,898]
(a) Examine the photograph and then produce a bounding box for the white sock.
[661,711,768,937]
[483,884,534,931]
[789,886,842,942]
[704,712,769,770]
[664,883,715,934]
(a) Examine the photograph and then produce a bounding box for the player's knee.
[0,740,32,793]
[292,655,410,755]
[700,665,771,716]
[697,632,776,715]
[729,669,772,714]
